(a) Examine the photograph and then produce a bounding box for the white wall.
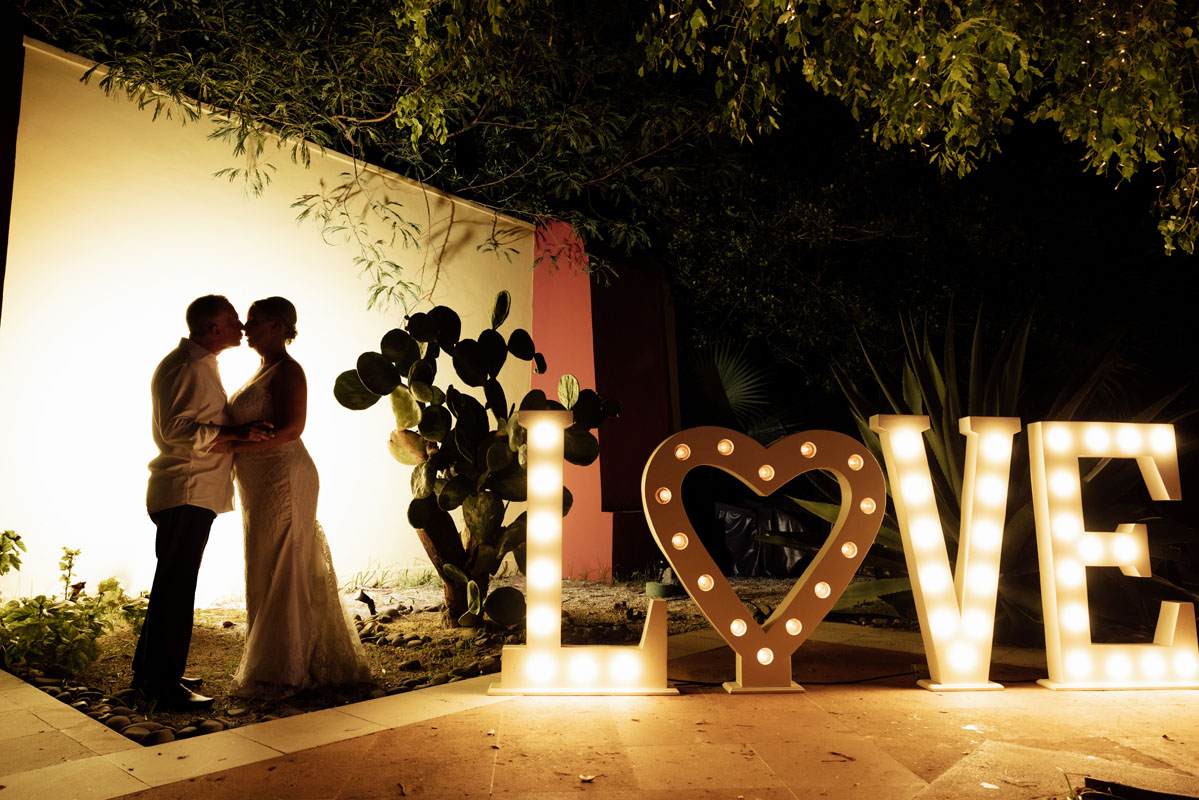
[0,40,534,604]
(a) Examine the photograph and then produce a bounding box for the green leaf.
[443,563,469,583]
[557,374,580,408]
[410,460,434,498]
[486,440,514,472]
[407,312,436,342]
[466,579,482,614]
[463,490,505,544]
[491,290,511,329]
[563,427,600,466]
[437,474,473,510]
[452,339,489,386]
[388,429,427,465]
[390,385,420,429]
[507,329,535,360]
[418,405,451,441]
[357,352,402,395]
[407,497,440,530]
[483,586,526,627]
[478,329,509,377]
[334,370,382,410]
[428,305,462,349]
[381,329,420,373]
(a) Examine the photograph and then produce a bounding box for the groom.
[132,295,273,710]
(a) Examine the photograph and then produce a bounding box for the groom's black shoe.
[180,675,203,690]
[139,682,215,711]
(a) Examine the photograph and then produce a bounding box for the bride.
[223,297,370,697]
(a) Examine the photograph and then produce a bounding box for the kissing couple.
[132,295,370,709]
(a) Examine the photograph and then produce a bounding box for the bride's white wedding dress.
[228,359,370,697]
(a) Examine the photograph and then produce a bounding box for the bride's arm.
[228,361,308,455]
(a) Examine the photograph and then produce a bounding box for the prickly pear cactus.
[335,290,619,626]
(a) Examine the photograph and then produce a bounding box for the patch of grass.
[339,562,440,592]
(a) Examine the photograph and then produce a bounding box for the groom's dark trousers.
[131,504,215,691]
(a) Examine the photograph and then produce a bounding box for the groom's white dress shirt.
[146,337,234,516]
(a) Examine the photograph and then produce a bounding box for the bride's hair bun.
[253,296,298,343]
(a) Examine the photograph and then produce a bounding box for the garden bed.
[15,576,914,746]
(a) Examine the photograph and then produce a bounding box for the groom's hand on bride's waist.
[228,420,275,442]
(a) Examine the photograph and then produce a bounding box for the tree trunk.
[415,507,469,628]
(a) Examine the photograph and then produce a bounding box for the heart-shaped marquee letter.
[642,428,886,692]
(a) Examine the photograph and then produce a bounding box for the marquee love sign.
[490,413,1199,696]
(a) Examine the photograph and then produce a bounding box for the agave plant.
[796,309,1197,642]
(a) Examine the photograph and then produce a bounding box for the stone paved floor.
[4,623,1198,799]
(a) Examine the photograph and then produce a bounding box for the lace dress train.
[228,362,370,698]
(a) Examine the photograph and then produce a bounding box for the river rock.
[143,729,175,746]
[426,673,450,687]
[105,715,131,731]
[196,719,225,735]
[121,726,150,743]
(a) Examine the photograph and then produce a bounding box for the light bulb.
[1141,650,1166,679]
[1106,653,1132,681]
[1057,559,1085,588]
[860,498,877,514]
[800,441,817,458]
[891,430,923,459]
[1085,426,1110,452]
[670,533,689,550]
[1053,513,1081,542]
[758,464,775,481]
[1079,535,1104,562]
[570,654,599,683]
[528,511,559,542]
[610,652,641,682]
[981,433,1010,462]
[1113,534,1140,563]
[527,607,558,637]
[911,517,942,549]
[814,582,831,599]
[948,642,978,671]
[697,574,714,592]
[902,476,932,503]
[1061,603,1089,633]
[847,454,864,471]
[756,648,774,665]
[674,443,691,461]
[529,422,560,449]
[1047,426,1072,453]
[785,618,802,635]
[655,487,672,504]
[841,542,858,558]
[716,438,734,456]
[1117,426,1142,453]
[526,653,557,683]
[1066,650,1092,678]
[971,520,1001,550]
[529,466,560,496]
[976,476,1006,505]
[1050,470,1078,498]
[730,618,747,637]
[528,559,557,589]
[920,564,950,593]
[1149,426,1174,455]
